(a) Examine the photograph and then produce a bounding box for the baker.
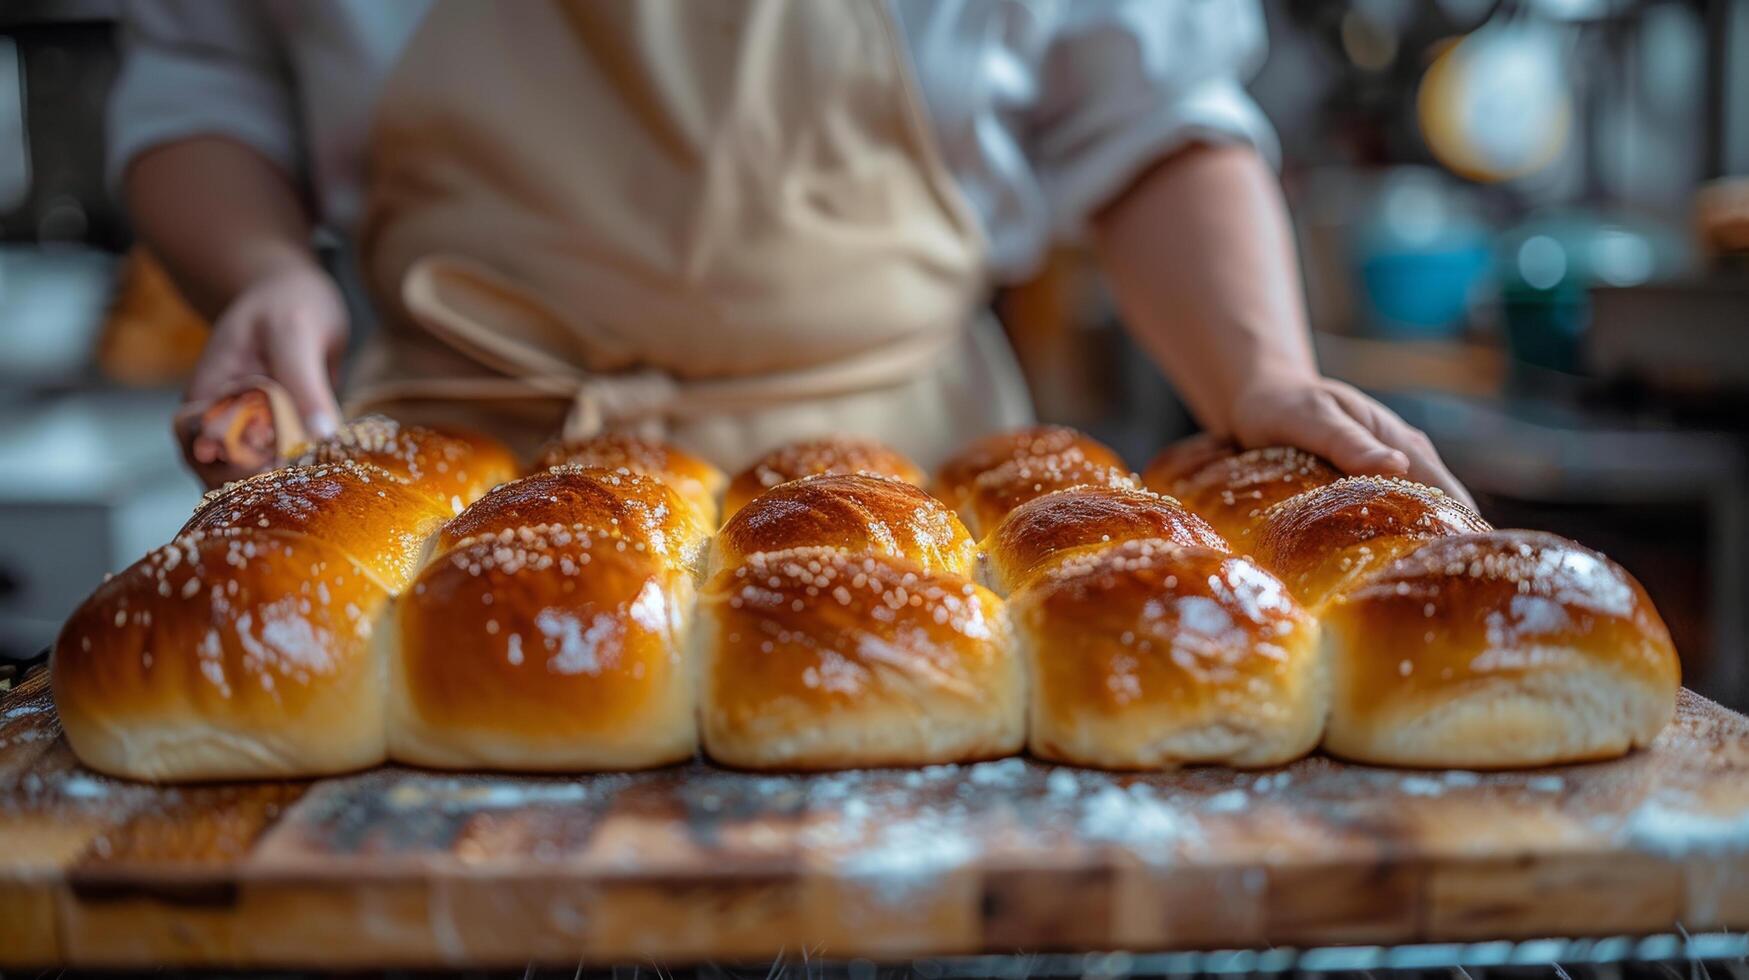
[112,0,1467,497]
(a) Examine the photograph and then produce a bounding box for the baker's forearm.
[122,136,318,320]
[1090,142,1313,436]
[1090,142,1471,501]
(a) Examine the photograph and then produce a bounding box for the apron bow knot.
[563,369,680,441]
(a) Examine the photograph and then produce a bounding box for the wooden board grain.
[4,670,1749,967]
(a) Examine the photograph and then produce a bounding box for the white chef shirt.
[107,0,1275,282]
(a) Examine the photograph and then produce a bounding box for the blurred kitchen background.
[1,0,1747,704]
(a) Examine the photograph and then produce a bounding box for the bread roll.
[385,524,696,770]
[52,530,389,782]
[711,473,977,578]
[536,433,725,528]
[1320,530,1680,768]
[1251,476,1491,607]
[1156,446,1341,547]
[934,426,1125,527]
[722,436,924,520]
[434,465,710,572]
[1139,433,1239,491]
[980,485,1228,595]
[181,460,451,593]
[957,452,1140,539]
[1009,539,1323,770]
[290,415,519,514]
[698,547,1023,770]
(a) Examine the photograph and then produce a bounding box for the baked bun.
[535,433,725,528]
[1320,530,1680,768]
[722,436,925,520]
[385,524,696,771]
[1157,446,1341,547]
[1009,539,1323,770]
[711,473,977,578]
[698,547,1023,770]
[1140,433,1239,491]
[434,465,710,572]
[52,530,389,782]
[958,452,1139,539]
[181,460,451,593]
[980,486,1228,596]
[1250,476,1491,607]
[290,415,519,514]
[934,426,1126,531]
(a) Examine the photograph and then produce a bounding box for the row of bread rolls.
[51,418,523,781]
[936,427,1677,770]
[937,430,1327,770]
[51,417,1679,782]
[1139,443,1680,769]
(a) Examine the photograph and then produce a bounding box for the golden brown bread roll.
[1320,530,1680,768]
[433,465,711,572]
[385,524,697,771]
[933,426,1126,531]
[181,460,451,593]
[535,433,726,528]
[52,530,390,782]
[290,415,519,514]
[698,547,1023,770]
[1250,476,1491,608]
[1155,446,1341,548]
[711,473,977,578]
[721,435,925,521]
[1009,539,1323,770]
[1139,433,1239,492]
[980,485,1228,595]
[957,452,1140,539]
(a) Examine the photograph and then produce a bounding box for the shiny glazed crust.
[1160,446,1341,548]
[52,530,389,782]
[712,473,977,578]
[980,485,1228,595]
[932,426,1127,534]
[434,464,710,572]
[386,524,696,771]
[535,433,725,528]
[181,460,450,593]
[290,415,519,514]
[722,436,925,521]
[1250,476,1491,607]
[1011,539,1324,769]
[699,547,1023,770]
[1320,529,1680,768]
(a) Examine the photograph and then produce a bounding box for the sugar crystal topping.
[746,438,919,491]
[1339,530,1640,619]
[719,548,992,640]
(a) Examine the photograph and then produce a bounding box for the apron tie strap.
[563,369,680,441]
[347,254,973,446]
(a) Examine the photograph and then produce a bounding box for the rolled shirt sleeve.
[106,0,303,194]
[1029,0,1278,241]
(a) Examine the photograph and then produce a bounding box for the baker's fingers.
[184,311,266,405]
[1328,384,1475,509]
[1275,392,1411,477]
[265,310,343,440]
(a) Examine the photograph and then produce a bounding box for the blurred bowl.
[1349,167,1494,339]
[1497,213,1683,374]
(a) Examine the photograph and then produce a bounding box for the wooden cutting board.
[5,670,1749,968]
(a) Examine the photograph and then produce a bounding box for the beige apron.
[349,0,1032,471]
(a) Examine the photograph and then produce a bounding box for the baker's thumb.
[269,333,342,441]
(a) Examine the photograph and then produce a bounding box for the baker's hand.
[1227,372,1474,508]
[185,260,347,440]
